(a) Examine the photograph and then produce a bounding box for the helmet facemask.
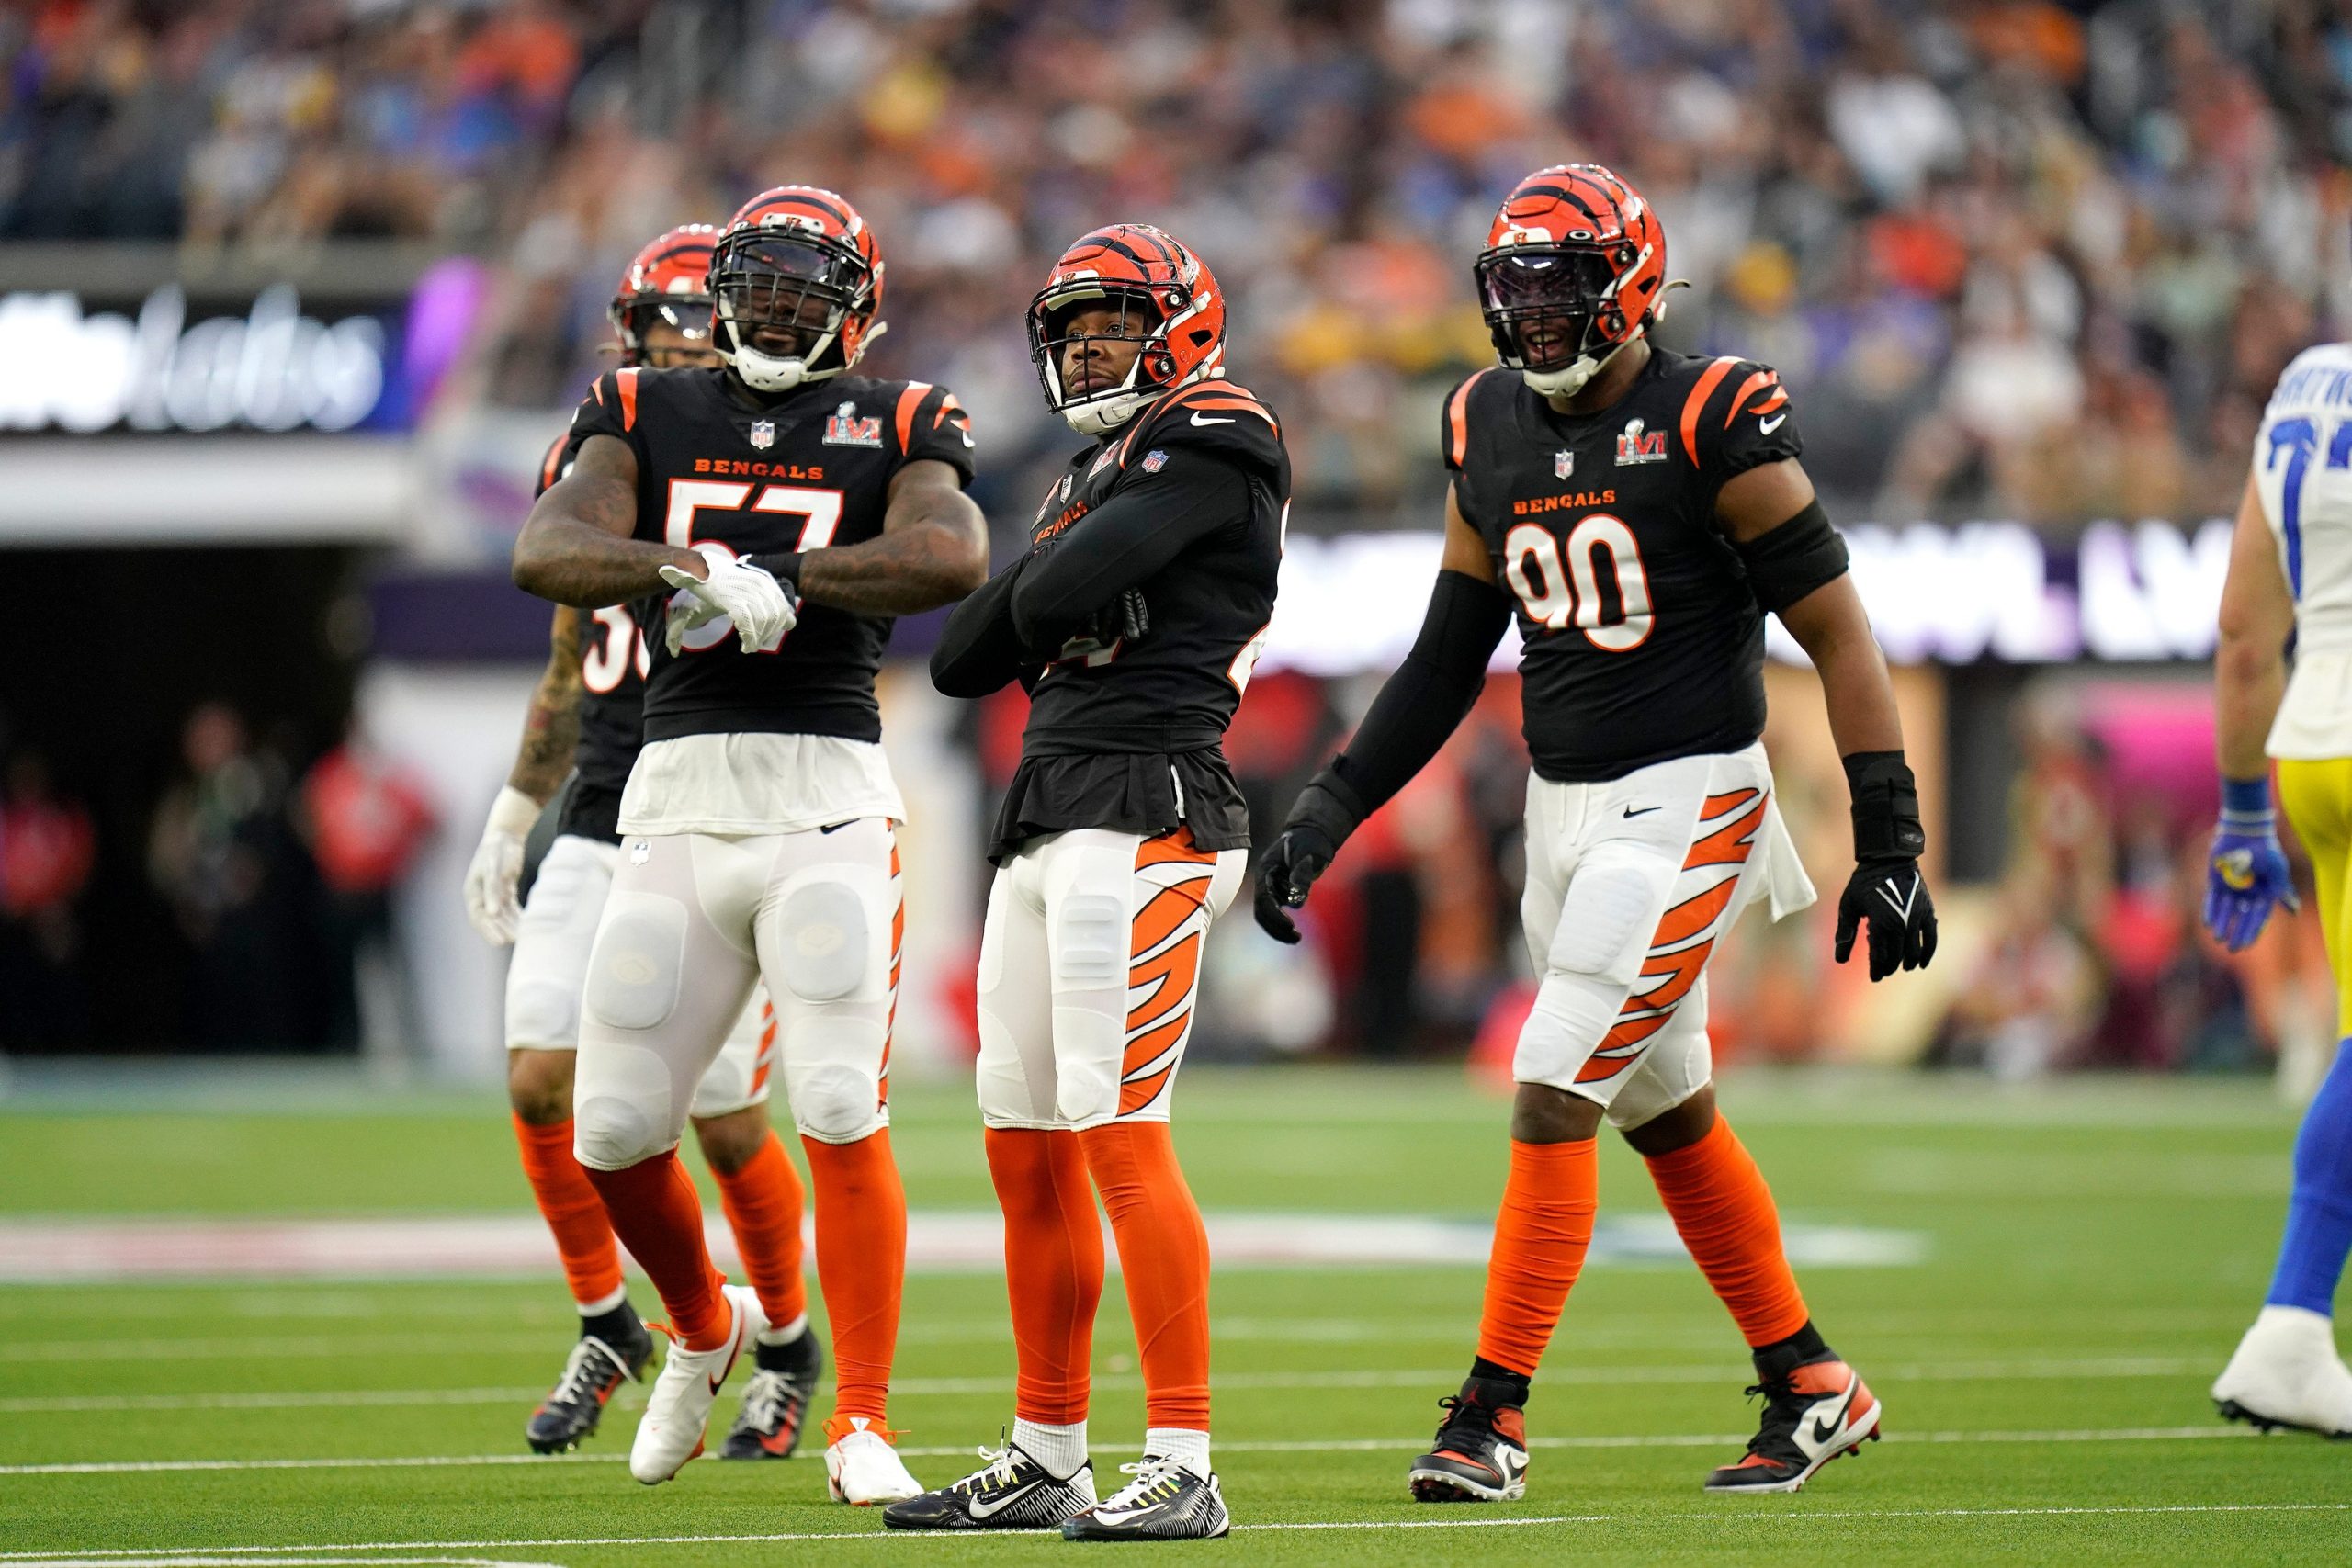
[1030,283,1193,436]
[1476,243,1645,398]
[612,294,715,369]
[711,231,877,394]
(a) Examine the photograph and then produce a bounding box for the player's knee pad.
[774,877,874,1003]
[571,1043,683,1169]
[505,967,583,1053]
[1546,852,1673,987]
[1051,1003,1125,1127]
[1512,967,1632,1090]
[783,1013,888,1142]
[582,893,687,1032]
[1055,892,1126,990]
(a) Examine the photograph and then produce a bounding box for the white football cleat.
[628,1284,764,1484]
[2213,1304,2352,1436]
[826,1415,925,1504]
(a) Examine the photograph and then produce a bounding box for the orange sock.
[579,1150,729,1348]
[513,1114,624,1308]
[986,1127,1105,1426]
[1476,1138,1598,1377]
[1078,1121,1210,1431]
[712,1130,808,1330]
[1642,1115,1810,1347]
[804,1129,907,1425]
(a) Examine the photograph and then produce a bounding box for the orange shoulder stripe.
[616,367,639,432]
[1445,371,1487,468]
[1725,369,1780,424]
[538,437,565,491]
[932,389,964,428]
[1678,357,1739,465]
[895,381,933,451]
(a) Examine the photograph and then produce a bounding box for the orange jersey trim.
[1678,357,1739,466]
[616,367,639,432]
[538,436,566,491]
[1445,372,1489,468]
[1726,369,1780,424]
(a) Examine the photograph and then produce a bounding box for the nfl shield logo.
[1141,448,1170,474]
[1555,448,1575,479]
[749,420,775,450]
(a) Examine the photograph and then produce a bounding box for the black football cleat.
[525,1317,655,1454]
[1703,1356,1882,1493]
[719,1329,826,1460]
[1061,1456,1230,1540]
[883,1438,1096,1530]
[1408,1375,1530,1502]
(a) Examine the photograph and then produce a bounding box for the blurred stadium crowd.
[9,0,2350,526]
[3,0,2343,1075]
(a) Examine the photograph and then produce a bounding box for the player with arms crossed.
[1258,165,1937,1498]
[462,227,827,1462]
[511,186,986,1496]
[888,224,1283,1541]
[2206,341,2352,1437]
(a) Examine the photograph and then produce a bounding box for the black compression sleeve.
[930,555,1037,698]
[1731,498,1849,613]
[1327,569,1514,818]
[1008,457,1245,648]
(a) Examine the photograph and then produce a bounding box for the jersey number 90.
[1502,513,1654,651]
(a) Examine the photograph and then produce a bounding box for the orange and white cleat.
[628,1285,763,1484]
[825,1414,925,1504]
[1703,1356,1881,1493]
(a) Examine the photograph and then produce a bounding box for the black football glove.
[1059,589,1149,659]
[1833,751,1938,981]
[1252,770,1365,944]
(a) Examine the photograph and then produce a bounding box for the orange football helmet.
[708,186,884,393]
[1476,164,1669,397]
[1028,223,1226,435]
[610,225,718,367]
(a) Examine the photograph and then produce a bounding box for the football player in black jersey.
[888,225,1283,1542]
[511,186,987,1499]
[462,226,826,1463]
[1259,164,1938,1499]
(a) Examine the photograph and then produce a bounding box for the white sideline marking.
[0,1212,1923,1285]
[0,1354,2215,1411]
[0,1424,2267,1477]
[1,1500,2346,1558]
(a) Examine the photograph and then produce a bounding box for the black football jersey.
[1444,346,1803,783]
[990,379,1289,861]
[534,429,649,844]
[567,366,974,744]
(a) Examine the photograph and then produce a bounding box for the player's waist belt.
[1022,722,1226,756]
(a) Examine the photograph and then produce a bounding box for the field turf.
[0,1065,2344,1564]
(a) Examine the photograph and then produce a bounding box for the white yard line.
[0,1499,2344,1558]
[0,1354,2214,1412]
[0,1424,2268,1478]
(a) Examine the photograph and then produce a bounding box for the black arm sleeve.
[1731,497,1849,614]
[1008,455,1246,649]
[930,554,1039,699]
[1326,569,1514,818]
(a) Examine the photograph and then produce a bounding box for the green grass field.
[0,1065,2344,1564]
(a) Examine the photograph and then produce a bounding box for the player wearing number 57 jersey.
[1259,164,1938,1500]
[513,186,987,1500]
[461,227,819,1466]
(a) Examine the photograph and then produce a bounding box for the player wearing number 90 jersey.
[513,185,987,1501]
[1259,164,1939,1503]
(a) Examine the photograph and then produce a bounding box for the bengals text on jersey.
[1442,344,1799,781]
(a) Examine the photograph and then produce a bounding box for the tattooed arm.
[505,606,585,802]
[511,434,704,607]
[786,458,989,615]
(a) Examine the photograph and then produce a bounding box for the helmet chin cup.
[1063,387,1148,436]
[1522,357,1599,398]
[725,333,842,394]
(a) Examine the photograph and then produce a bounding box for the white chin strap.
[1521,328,1640,398]
[722,316,880,394]
[1062,387,1151,436]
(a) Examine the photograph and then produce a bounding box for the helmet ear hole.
[1190,327,1216,348]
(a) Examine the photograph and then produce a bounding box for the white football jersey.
[2253,343,2352,758]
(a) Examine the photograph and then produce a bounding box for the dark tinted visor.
[1478,247,1616,313]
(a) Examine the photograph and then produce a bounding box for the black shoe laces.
[1431,1393,1503,1446]
[737,1369,797,1433]
[1738,1375,1804,1458]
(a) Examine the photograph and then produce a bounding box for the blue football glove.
[2203,779,2299,953]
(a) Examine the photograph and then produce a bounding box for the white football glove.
[657,546,797,655]
[462,785,542,945]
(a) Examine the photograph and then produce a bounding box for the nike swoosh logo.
[1758,413,1787,434]
[1806,1383,1858,1449]
[1623,806,1660,818]
[967,1479,1042,1519]
[1190,412,1233,426]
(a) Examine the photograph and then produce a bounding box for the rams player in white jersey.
[2207,341,2352,1437]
